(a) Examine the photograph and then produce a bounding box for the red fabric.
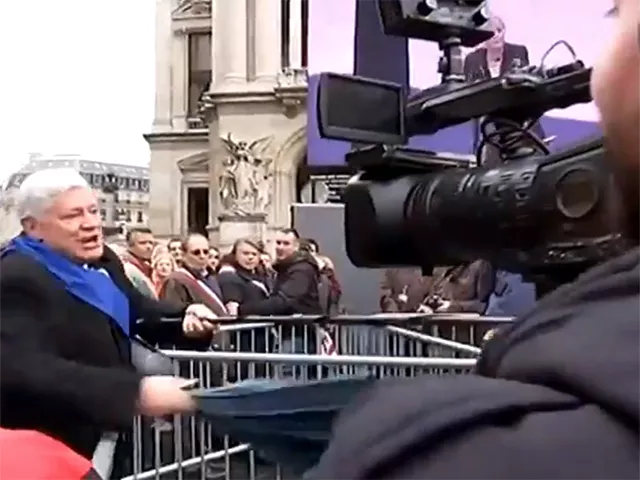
[0,428,93,479]
[123,253,153,279]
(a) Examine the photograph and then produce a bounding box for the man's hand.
[435,300,452,312]
[226,301,239,316]
[416,304,434,314]
[183,304,217,337]
[138,376,197,417]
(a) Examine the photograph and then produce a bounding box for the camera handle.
[437,36,467,84]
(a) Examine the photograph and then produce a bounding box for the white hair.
[16,168,90,220]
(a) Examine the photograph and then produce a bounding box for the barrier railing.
[122,313,512,480]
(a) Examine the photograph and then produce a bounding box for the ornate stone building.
[145,0,309,247]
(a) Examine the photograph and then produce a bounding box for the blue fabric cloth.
[195,377,374,474]
[485,271,537,318]
[2,235,131,335]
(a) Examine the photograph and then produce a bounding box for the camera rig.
[316,0,628,285]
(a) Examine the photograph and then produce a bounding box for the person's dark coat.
[158,266,232,381]
[464,43,530,82]
[238,252,321,316]
[218,265,270,306]
[160,267,226,316]
[426,260,495,314]
[308,248,640,479]
[158,266,229,350]
[380,268,433,312]
[219,265,271,379]
[0,245,186,477]
[464,43,546,168]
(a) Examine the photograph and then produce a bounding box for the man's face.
[183,235,210,271]
[24,187,103,262]
[485,16,506,49]
[591,0,640,241]
[128,231,155,261]
[168,240,183,263]
[274,232,298,261]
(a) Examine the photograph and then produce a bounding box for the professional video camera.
[317,0,628,284]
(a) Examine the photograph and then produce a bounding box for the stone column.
[255,0,281,83]
[171,31,189,130]
[215,0,248,84]
[104,192,116,227]
[288,0,303,68]
[152,0,172,131]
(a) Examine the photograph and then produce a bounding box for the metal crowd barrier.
[122,313,512,480]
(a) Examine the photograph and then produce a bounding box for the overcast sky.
[0,0,155,184]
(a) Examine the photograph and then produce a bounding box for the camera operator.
[309,1,639,478]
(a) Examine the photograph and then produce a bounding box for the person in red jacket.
[0,428,100,479]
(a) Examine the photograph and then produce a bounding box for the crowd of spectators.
[109,227,343,360]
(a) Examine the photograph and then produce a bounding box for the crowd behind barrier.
[122,313,513,480]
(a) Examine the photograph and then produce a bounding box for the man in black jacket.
[309,1,639,478]
[0,168,216,477]
[238,228,321,317]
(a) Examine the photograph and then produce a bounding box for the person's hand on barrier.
[183,304,217,337]
[416,304,434,314]
[226,301,239,316]
[138,376,196,417]
[435,300,452,312]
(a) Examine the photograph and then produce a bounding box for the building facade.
[145,0,309,247]
[3,153,150,230]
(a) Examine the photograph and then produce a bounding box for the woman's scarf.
[2,235,131,335]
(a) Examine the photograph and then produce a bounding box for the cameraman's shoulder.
[569,247,639,318]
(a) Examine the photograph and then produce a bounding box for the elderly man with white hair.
[0,168,216,476]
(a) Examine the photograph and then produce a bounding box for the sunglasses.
[189,248,209,256]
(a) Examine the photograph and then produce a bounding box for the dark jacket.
[380,268,433,312]
[425,260,495,314]
[219,266,271,379]
[159,267,226,317]
[218,266,270,306]
[309,248,640,479]
[0,246,185,475]
[464,43,545,168]
[158,267,231,360]
[238,252,321,316]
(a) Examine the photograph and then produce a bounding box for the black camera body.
[317,0,628,282]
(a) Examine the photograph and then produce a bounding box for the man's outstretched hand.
[182,304,217,337]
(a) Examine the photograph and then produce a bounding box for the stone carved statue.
[219,134,274,216]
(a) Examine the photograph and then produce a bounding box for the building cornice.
[144,129,209,145]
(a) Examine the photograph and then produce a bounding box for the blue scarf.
[2,235,131,335]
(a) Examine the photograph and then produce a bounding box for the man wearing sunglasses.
[159,233,227,320]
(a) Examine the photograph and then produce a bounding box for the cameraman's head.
[591,0,639,242]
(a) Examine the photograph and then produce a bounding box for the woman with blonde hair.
[151,251,176,295]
